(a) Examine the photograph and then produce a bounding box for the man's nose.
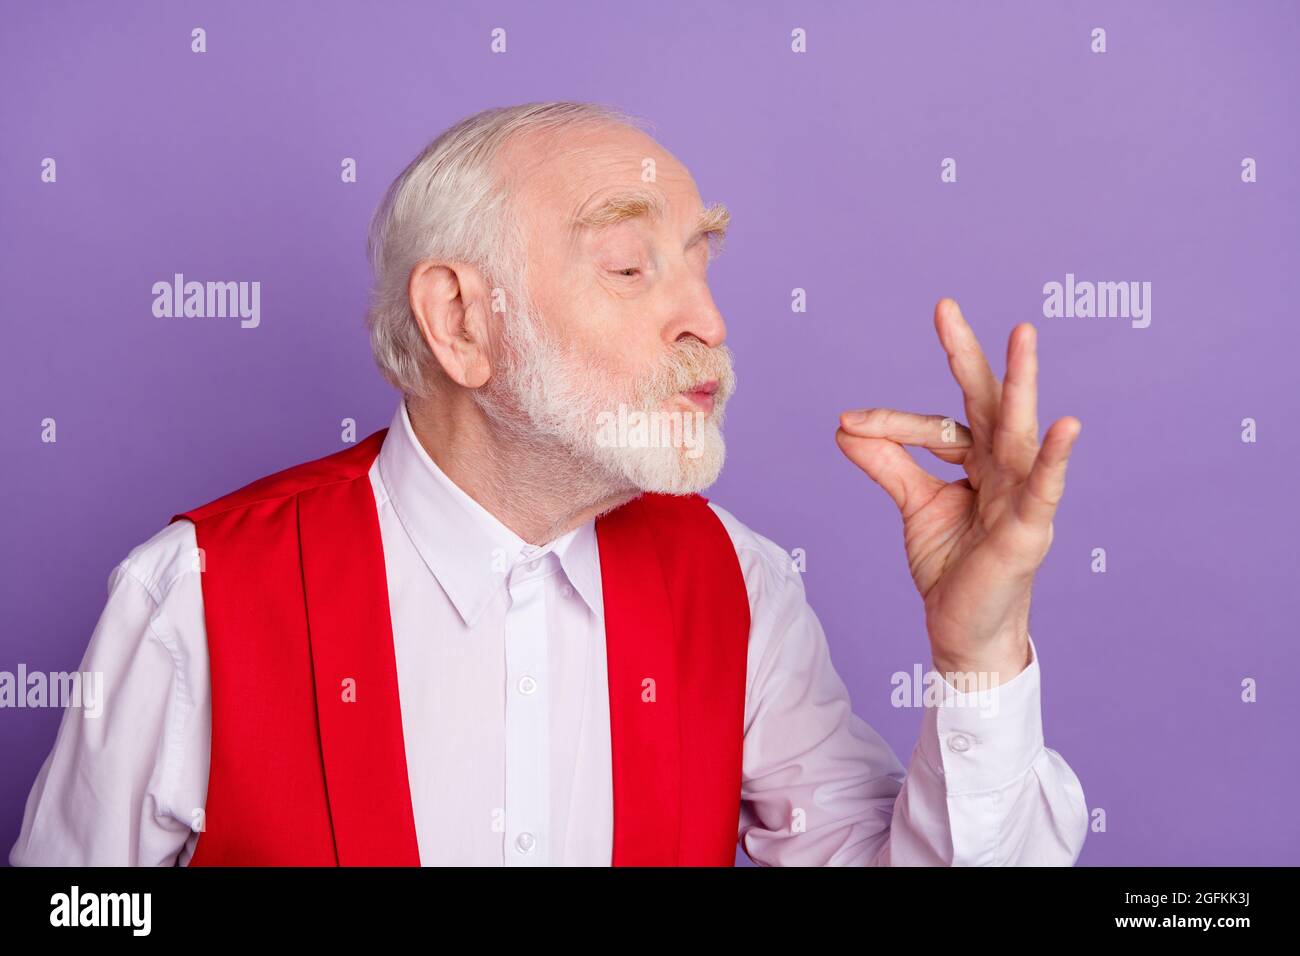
[665,283,727,349]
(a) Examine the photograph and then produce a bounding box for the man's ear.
[408,260,494,389]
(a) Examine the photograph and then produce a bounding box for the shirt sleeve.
[7,522,209,867]
[713,504,1089,867]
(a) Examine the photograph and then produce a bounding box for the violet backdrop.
[3,0,1297,865]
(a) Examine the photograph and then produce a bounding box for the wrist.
[931,633,1031,689]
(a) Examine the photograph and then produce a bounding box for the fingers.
[934,298,1001,449]
[993,323,1040,477]
[1014,416,1081,528]
[836,428,946,519]
[838,408,972,464]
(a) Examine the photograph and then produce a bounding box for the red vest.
[171,428,750,866]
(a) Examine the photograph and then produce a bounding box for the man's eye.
[611,267,641,277]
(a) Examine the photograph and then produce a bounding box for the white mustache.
[639,343,736,405]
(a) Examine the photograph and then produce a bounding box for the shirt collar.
[376,400,602,627]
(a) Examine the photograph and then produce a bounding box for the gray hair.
[364,101,650,397]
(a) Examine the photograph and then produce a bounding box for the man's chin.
[606,440,727,497]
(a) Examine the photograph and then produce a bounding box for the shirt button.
[948,733,972,753]
[560,584,574,598]
[517,675,538,696]
[527,559,541,572]
[515,832,536,853]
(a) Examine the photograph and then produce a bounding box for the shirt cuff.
[917,635,1045,794]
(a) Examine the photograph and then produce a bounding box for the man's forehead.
[511,128,695,214]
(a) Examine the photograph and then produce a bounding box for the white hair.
[363,101,650,397]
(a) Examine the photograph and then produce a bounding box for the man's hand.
[835,298,1081,686]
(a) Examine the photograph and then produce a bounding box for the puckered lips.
[678,379,719,414]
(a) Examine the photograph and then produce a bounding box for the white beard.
[472,300,735,498]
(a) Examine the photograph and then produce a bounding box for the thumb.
[836,428,945,518]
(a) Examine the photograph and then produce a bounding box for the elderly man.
[10,101,1086,867]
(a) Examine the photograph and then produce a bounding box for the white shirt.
[9,401,1088,866]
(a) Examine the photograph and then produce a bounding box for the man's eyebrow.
[689,202,730,250]
[571,190,667,231]
[570,192,730,250]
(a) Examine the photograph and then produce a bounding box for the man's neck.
[404,392,637,546]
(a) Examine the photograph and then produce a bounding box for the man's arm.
[900,635,1089,865]
[9,521,207,866]
[714,503,1088,866]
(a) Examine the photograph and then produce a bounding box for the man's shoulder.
[704,500,803,595]
[604,494,800,597]
[107,432,387,603]
[110,430,391,608]
[112,518,202,606]
[176,429,388,525]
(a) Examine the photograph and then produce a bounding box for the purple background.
[3,0,1298,866]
